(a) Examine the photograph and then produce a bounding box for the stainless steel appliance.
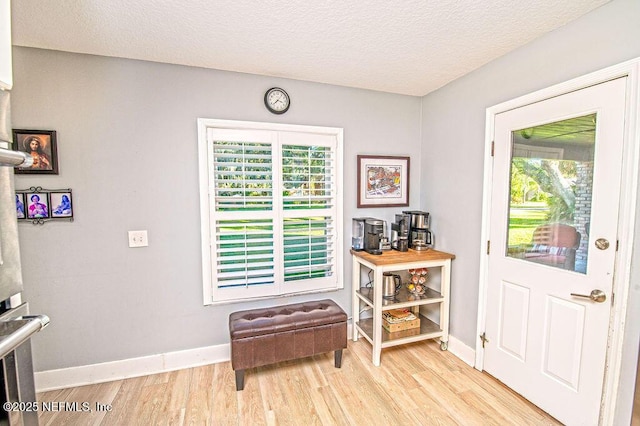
[382,272,401,299]
[0,87,49,425]
[403,210,434,251]
[391,213,410,252]
[379,225,391,252]
[364,218,386,255]
[351,217,368,251]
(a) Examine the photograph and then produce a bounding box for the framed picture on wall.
[26,192,50,219]
[13,129,59,174]
[50,191,73,218]
[357,155,410,208]
[15,192,25,219]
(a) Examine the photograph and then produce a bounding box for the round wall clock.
[264,87,290,114]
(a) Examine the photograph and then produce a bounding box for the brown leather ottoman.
[229,299,347,391]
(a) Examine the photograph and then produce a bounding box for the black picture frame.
[25,192,50,219]
[49,191,73,219]
[15,192,25,220]
[13,129,59,174]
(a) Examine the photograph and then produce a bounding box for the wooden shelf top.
[350,248,455,265]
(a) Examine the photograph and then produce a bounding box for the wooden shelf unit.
[351,248,455,366]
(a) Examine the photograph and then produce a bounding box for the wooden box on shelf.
[382,317,420,333]
[382,308,420,333]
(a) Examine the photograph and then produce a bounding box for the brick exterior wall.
[575,162,594,265]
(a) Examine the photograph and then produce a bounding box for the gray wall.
[11,47,422,371]
[12,0,640,420]
[419,0,640,421]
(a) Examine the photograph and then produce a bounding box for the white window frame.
[197,118,344,305]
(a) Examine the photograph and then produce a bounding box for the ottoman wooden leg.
[235,370,245,391]
[334,349,343,368]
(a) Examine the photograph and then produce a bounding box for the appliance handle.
[393,274,402,289]
[20,315,51,329]
[0,315,49,360]
[0,147,33,168]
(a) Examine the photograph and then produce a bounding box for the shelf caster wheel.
[440,340,448,351]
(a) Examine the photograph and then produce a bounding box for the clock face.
[264,88,290,114]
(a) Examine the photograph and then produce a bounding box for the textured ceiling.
[11,0,609,96]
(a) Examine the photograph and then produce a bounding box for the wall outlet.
[128,230,148,248]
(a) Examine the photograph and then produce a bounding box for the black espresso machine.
[390,213,410,252]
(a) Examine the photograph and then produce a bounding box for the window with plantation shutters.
[198,119,343,304]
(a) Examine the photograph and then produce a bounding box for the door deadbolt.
[595,238,610,250]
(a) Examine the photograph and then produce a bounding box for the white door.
[484,77,627,425]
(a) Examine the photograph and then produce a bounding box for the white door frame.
[476,57,640,424]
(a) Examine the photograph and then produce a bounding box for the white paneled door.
[484,78,627,425]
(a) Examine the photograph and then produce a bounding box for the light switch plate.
[128,230,148,248]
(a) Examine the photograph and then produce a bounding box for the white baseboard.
[35,325,474,392]
[35,343,231,392]
[446,335,476,367]
[37,326,357,392]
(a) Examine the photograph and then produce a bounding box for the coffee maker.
[403,210,434,251]
[391,213,410,252]
[364,218,387,255]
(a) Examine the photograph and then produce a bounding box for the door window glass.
[506,114,596,274]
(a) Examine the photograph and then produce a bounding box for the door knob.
[595,238,610,250]
[570,289,607,303]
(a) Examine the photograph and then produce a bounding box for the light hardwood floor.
[37,339,560,425]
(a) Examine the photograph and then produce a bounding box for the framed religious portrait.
[13,129,59,174]
[50,191,73,218]
[26,192,50,219]
[357,155,410,208]
[15,192,26,219]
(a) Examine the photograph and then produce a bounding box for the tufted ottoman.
[229,299,347,391]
